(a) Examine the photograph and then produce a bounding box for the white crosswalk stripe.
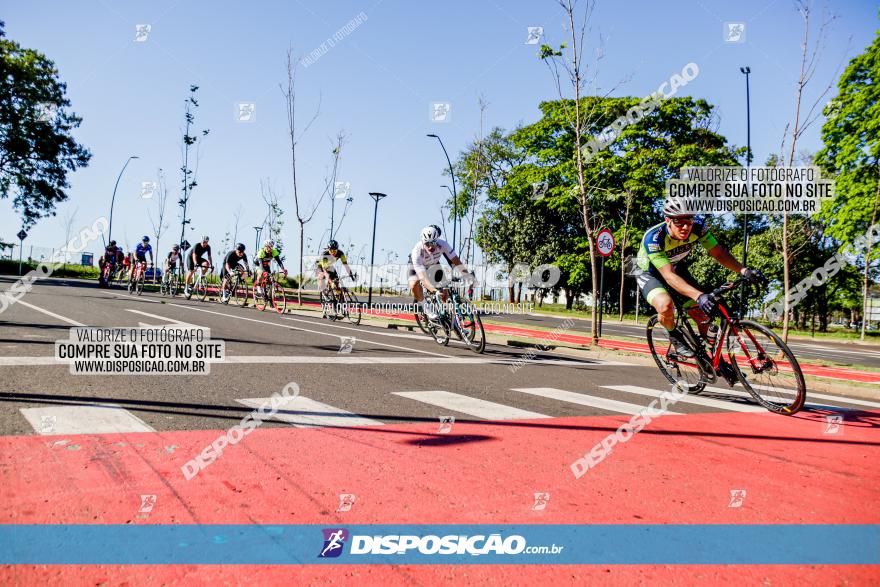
[700,386,853,411]
[723,383,880,410]
[235,396,384,428]
[393,391,550,420]
[510,387,682,415]
[20,405,155,435]
[602,385,766,412]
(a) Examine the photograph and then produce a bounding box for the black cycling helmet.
[109,240,117,246]
[142,235,150,242]
[327,239,339,249]
[235,243,246,252]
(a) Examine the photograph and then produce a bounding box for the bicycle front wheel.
[233,278,249,307]
[135,275,144,296]
[196,278,208,301]
[727,320,807,415]
[456,304,485,353]
[344,289,361,325]
[646,315,707,392]
[271,281,287,314]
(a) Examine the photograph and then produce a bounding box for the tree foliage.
[0,21,91,230]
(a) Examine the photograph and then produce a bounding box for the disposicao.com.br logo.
[318,528,563,558]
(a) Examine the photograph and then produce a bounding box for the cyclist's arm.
[273,251,285,271]
[707,244,745,275]
[656,263,703,300]
[148,247,154,264]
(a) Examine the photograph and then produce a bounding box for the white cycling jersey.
[410,238,457,271]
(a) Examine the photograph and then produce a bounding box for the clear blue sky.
[2,0,876,265]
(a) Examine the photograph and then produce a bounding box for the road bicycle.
[416,277,485,353]
[646,276,806,414]
[220,266,250,307]
[184,264,212,301]
[160,266,180,296]
[320,274,361,325]
[254,271,287,313]
[127,261,149,296]
[99,261,117,288]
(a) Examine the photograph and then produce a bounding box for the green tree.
[816,18,880,339]
[0,21,90,231]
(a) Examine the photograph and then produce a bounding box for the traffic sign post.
[16,230,27,276]
[596,229,615,338]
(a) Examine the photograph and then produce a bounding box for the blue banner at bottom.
[0,524,876,565]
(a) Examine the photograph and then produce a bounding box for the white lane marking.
[0,357,63,366]
[703,385,876,410]
[393,391,550,420]
[168,303,454,358]
[225,356,497,364]
[510,387,681,416]
[0,355,630,367]
[21,405,155,435]
[11,299,84,326]
[235,396,383,428]
[124,309,198,327]
[602,385,765,413]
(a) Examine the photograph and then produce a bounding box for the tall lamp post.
[253,226,263,257]
[108,156,139,244]
[427,134,458,251]
[367,192,388,307]
[740,66,752,315]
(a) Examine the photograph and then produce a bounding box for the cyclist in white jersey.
[408,225,471,319]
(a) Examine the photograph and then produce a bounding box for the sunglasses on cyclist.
[424,240,438,247]
[668,217,694,228]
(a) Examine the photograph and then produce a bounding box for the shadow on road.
[1,390,877,446]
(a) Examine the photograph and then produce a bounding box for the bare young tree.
[618,189,633,322]
[57,204,79,268]
[281,48,323,304]
[231,204,243,248]
[539,0,607,344]
[148,168,170,282]
[779,0,841,341]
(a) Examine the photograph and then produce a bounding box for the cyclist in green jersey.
[634,197,765,358]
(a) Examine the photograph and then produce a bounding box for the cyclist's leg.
[637,269,693,357]
[674,266,713,337]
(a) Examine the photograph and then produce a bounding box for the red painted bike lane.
[1,406,877,584]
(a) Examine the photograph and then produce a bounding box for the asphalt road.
[0,276,877,438]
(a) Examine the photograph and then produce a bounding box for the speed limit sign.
[596,228,615,257]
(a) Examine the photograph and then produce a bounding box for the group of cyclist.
[99,235,289,301]
[97,196,767,356]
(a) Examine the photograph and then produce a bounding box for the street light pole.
[428,134,458,251]
[367,192,388,307]
[740,66,752,315]
[108,156,139,244]
[253,226,263,258]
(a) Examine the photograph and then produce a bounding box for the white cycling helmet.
[263,239,274,248]
[420,225,441,244]
[662,197,693,219]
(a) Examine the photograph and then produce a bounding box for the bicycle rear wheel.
[646,315,707,392]
[727,319,806,415]
[135,275,144,295]
[344,289,361,325]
